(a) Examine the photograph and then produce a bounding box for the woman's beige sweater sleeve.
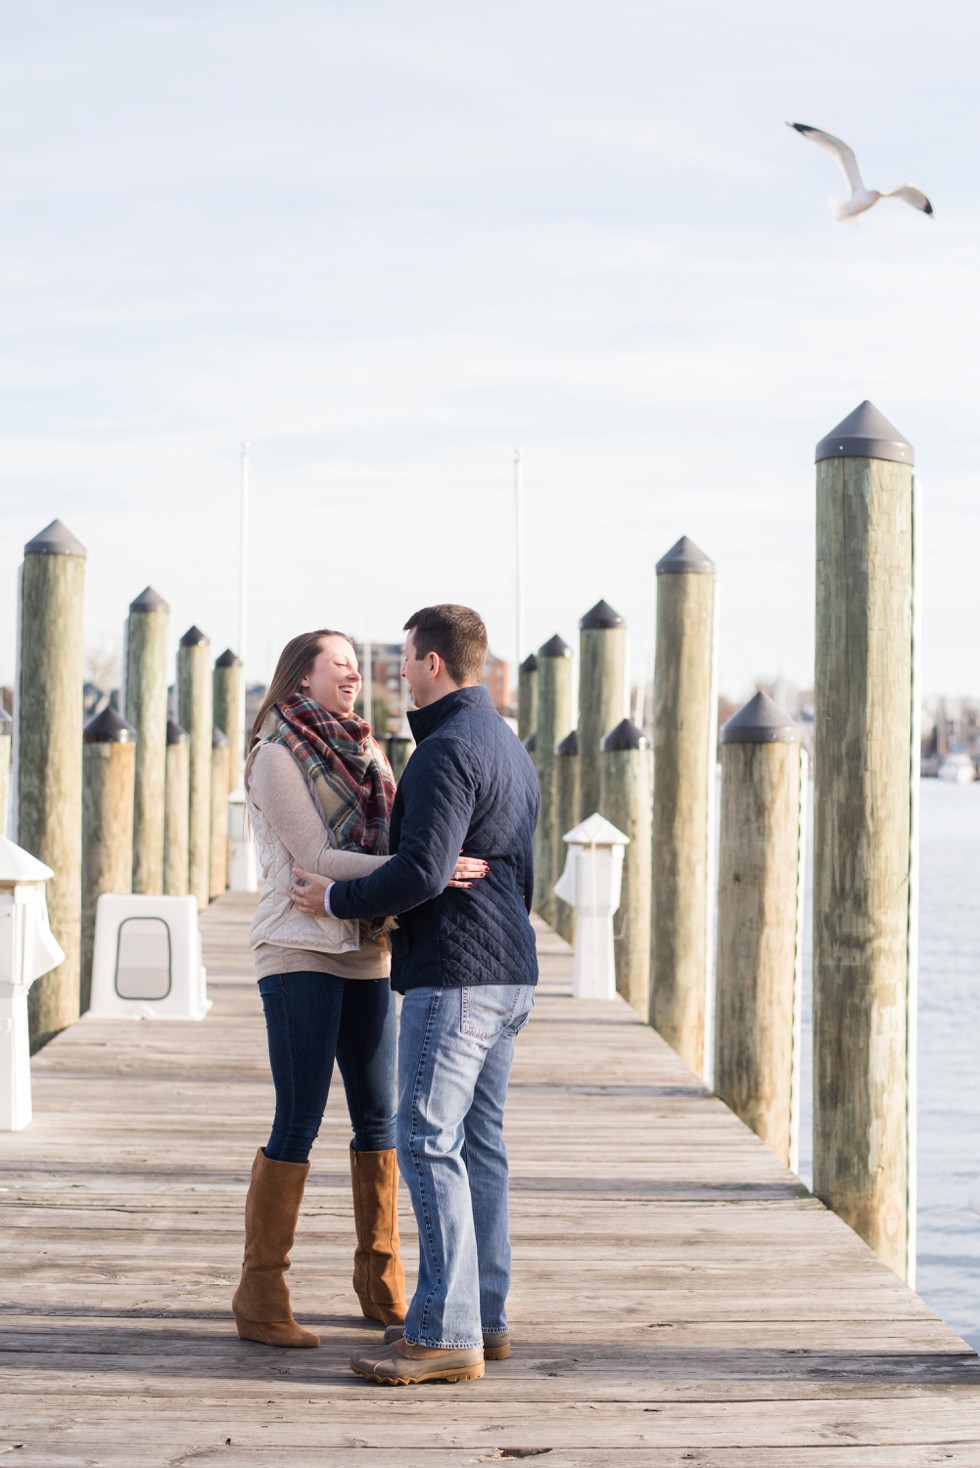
[247,744,390,878]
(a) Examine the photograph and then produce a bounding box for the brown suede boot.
[231,1149,319,1347]
[350,1143,407,1326]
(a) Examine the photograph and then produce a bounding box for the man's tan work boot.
[350,1337,484,1385]
[384,1323,510,1360]
[231,1149,320,1348]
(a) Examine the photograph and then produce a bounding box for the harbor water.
[793,777,980,1350]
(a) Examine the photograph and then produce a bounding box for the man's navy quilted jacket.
[328,683,540,994]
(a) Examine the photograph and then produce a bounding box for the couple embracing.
[231,604,540,1385]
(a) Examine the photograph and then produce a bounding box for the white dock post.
[553,813,629,1001]
[0,836,65,1130]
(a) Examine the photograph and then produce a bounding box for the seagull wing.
[786,122,864,194]
[880,184,934,216]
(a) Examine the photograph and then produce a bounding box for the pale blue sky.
[1,1,977,701]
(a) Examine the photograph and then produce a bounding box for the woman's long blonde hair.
[248,629,353,749]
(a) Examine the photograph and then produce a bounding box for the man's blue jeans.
[396,983,535,1350]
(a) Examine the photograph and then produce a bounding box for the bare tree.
[84,636,122,698]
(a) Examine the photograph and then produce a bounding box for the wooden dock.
[2,892,979,1466]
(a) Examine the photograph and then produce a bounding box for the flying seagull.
[786,122,933,221]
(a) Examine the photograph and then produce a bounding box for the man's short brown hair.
[404,604,488,686]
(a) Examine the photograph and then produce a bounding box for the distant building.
[356,642,407,729]
[482,653,511,717]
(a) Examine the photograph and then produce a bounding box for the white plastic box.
[88,894,211,1021]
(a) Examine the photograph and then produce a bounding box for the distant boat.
[937,753,976,784]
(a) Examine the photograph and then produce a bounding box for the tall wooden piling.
[125,587,169,895]
[812,402,917,1281]
[578,600,627,821]
[16,520,86,1048]
[532,635,573,926]
[213,650,243,792]
[517,654,538,743]
[177,627,212,909]
[164,720,190,896]
[554,730,580,944]
[81,708,136,1013]
[213,650,242,877]
[600,719,652,1019]
[714,693,805,1169]
[0,707,11,837]
[209,728,230,900]
[649,535,716,1077]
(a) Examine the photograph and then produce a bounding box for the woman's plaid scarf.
[268,695,395,857]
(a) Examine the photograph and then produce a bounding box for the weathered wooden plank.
[4,1397,980,1447]
[7,1449,980,1468]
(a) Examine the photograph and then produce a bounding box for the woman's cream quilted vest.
[245,743,361,956]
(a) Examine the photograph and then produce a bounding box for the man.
[288,604,539,1385]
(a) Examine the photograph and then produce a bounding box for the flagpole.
[515,447,524,685]
[239,441,249,740]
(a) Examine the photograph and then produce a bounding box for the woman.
[231,628,484,1348]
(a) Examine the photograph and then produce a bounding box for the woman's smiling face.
[301,635,362,717]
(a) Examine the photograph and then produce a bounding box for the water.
[793,778,980,1350]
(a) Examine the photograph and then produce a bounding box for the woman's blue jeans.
[258,971,397,1163]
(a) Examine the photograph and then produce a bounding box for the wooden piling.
[600,718,652,1019]
[649,535,716,1077]
[177,626,212,910]
[209,728,230,900]
[578,600,627,821]
[16,520,86,1048]
[125,587,169,895]
[164,720,190,896]
[532,635,573,926]
[213,650,242,877]
[714,693,805,1169]
[517,654,538,743]
[213,650,243,793]
[81,708,136,1013]
[554,730,580,944]
[812,401,917,1281]
[0,707,11,837]
[386,732,413,783]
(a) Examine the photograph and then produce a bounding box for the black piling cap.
[215,648,241,668]
[179,625,209,647]
[129,586,169,614]
[212,726,230,748]
[83,706,136,744]
[656,536,714,575]
[537,634,571,658]
[522,731,537,753]
[579,599,625,631]
[720,691,800,746]
[556,730,579,756]
[601,718,649,752]
[815,400,914,466]
[24,519,87,559]
[0,707,13,729]
[519,654,538,674]
[167,719,190,745]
